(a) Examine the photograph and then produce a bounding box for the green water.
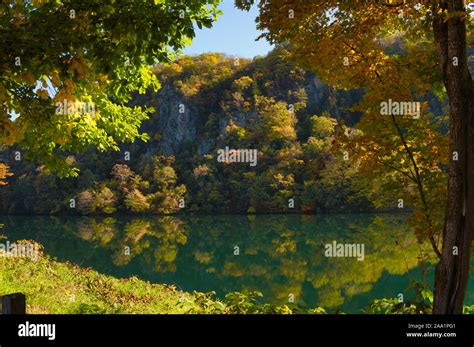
[1,213,473,312]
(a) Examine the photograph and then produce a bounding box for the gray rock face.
[197,139,213,156]
[305,76,335,115]
[156,85,197,155]
[151,75,347,157]
[154,85,261,156]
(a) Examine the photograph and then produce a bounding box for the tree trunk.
[432,0,474,314]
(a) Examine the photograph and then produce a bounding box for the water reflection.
[2,213,464,312]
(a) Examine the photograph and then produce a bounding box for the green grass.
[0,248,319,314]
[0,253,215,314]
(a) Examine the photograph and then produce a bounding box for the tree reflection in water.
[2,214,451,311]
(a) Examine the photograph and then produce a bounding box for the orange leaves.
[54,79,75,102]
[36,89,49,99]
[64,80,74,93]
[68,55,90,80]
[0,163,13,186]
[18,71,36,86]
[50,70,61,88]
[0,83,8,103]
[169,63,183,74]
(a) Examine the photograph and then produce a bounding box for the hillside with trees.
[1,49,376,214]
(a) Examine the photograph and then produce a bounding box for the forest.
[1,49,375,214]
[0,0,473,323]
[3,46,466,216]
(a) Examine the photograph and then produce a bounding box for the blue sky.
[182,0,273,58]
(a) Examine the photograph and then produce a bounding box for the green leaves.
[1,0,221,176]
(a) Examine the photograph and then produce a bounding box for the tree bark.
[433,0,474,314]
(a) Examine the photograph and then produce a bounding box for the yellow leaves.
[193,251,212,265]
[170,63,183,74]
[55,135,69,145]
[0,119,24,145]
[65,156,76,166]
[69,55,89,79]
[233,76,253,90]
[31,0,47,5]
[84,113,97,126]
[272,173,295,188]
[0,163,13,186]
[243,171,256,180]
[99,74,110,85]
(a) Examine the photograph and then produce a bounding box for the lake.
[1,213,473,312]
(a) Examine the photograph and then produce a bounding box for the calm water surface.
[1,213,473,312]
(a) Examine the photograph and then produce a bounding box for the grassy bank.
[0,244,324,314]
[0,251,216,314]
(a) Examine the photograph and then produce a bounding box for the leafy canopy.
[234,0,473,246]
[0,0,221,176]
